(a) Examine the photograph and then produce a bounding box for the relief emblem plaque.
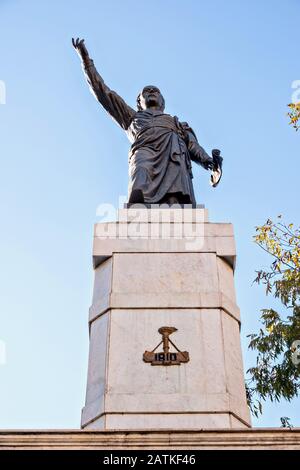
[143,326,189,366]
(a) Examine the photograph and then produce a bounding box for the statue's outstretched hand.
[72,37,89,61]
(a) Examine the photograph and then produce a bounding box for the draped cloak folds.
[83,58,213,204]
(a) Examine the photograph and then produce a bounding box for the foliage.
[246,216,300,418]
[280,416,293,429]
[287,103,300,131]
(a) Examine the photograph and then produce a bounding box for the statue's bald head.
[137,86,165,112]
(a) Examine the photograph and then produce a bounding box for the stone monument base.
[82,207,250,430]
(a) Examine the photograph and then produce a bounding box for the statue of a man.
[72,38,222,205]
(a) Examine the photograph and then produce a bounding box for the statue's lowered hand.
[211,149,222,170]
[72,37,89,61]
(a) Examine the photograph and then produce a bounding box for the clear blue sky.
[0,0,299,428]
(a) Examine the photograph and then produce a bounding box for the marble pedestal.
[81,206,251,430]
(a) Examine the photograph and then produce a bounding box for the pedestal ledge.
[0,429,300,450]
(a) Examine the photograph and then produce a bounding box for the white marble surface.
[82,209,250,430]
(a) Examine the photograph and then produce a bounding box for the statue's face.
[139,86,165,111]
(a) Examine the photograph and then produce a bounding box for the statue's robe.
[83,59,213,204]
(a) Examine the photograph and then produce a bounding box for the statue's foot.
[163,195,181,205]
[159,192,191,206]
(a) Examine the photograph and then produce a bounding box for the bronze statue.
[72,38,222,205]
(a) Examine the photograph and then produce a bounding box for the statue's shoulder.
[175,119,198,141]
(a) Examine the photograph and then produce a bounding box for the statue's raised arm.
[72,38,135,130]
